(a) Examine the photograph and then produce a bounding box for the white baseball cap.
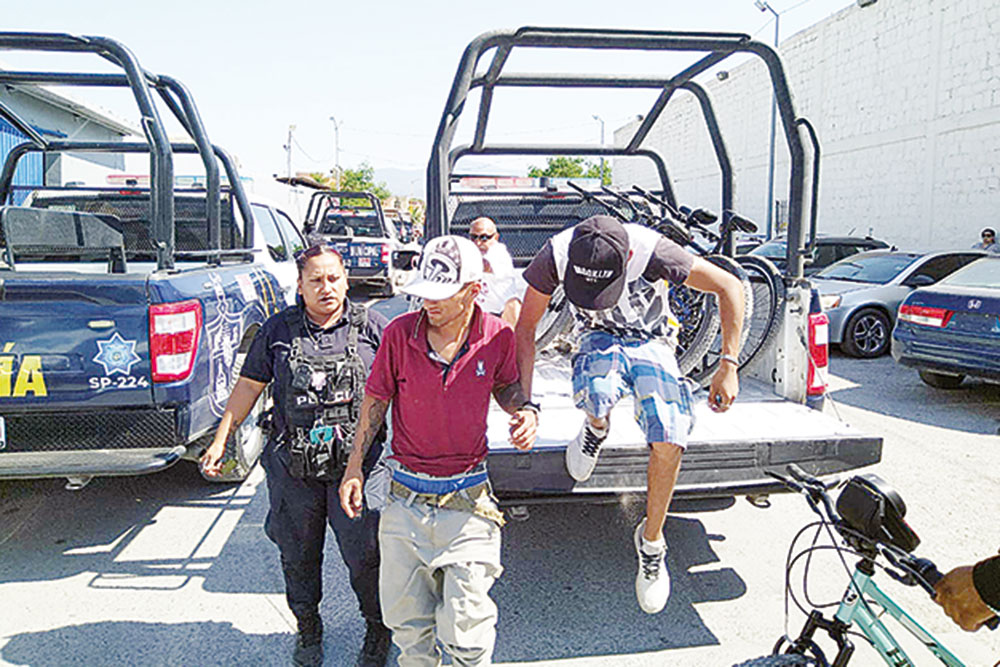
[401,235,484,300]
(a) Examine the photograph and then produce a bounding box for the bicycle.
[734,464,998,667]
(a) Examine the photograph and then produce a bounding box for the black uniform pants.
[261,438,385,624]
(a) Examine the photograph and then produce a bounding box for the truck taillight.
[381,243,390,265]
[807,312,829,396]
[898,304,953,328]
[150,299,202,383]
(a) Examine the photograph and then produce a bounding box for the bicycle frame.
[797,564,964,666]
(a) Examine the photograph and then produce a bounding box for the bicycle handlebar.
[771,464,1000,631]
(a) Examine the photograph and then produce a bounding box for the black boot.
[292,613,323,667]
[354,619,391,667]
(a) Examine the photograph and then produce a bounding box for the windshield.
[318,213,384,238]
[941,258,1000,289]
[750,240,787,259]
[816,253,919,284]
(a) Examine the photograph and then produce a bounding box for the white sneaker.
[565,419,608,482]
[634,518,670,614]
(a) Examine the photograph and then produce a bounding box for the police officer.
[202,243,391,667]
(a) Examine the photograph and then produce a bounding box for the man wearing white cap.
[340,234,538,666]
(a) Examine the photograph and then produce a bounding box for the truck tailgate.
[486,357,882,499]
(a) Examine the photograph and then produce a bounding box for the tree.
[338,162,392,201]
[527,156,611,185]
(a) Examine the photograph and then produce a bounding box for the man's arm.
[339,392,390,518]
[200,377,267,476]
[493,381,538,451]
[683,257,745,412]
[514,286,552,398]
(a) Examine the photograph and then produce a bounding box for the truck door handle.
[87,320,116,329]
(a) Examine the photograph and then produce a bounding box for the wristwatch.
[519,400,541,415]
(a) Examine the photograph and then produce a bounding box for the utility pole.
[592,114,606,184]
[329,115,341,189]
[284,124,296,181]
[755,0,780,239]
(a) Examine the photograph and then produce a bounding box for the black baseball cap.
[564,215,629,311]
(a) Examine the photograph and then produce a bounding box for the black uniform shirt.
[241,300,388,439]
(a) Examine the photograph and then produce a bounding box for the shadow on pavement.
[493,499,745,662]
[2,620,300,666]
[826,353,1000,434]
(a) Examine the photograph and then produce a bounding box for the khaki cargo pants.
[379,489,503,666]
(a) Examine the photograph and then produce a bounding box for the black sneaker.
[354,619,391,667]
[292,613,323,667]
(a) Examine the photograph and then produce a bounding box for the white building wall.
[613,0,1000,252]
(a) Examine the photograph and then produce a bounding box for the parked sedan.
[812,249,986,358]
[750,234,890,275]
[892,256,1000,387]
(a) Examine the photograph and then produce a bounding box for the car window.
[941,258,1000,288]
[251,204,287,261]
[816,253,920,283]
[750,240,787,259]
[907,253,983,284]
[272,208,305,257]
[812,245,840,267]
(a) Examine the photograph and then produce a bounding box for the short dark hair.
[295,243,344,276]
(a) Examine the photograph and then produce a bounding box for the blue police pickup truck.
[302,190,419,295]
[0,32,303,489]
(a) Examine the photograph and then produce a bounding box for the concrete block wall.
[614,0,1000,252]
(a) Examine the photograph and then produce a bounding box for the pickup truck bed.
[486,353,881,500]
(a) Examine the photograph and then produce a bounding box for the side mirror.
[906,274,935,288]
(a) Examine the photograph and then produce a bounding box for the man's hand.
[935,565,996,631]
[339,463,366,519]
[708,362,739,412]
[199,437,227,477]
[508,410,537,450]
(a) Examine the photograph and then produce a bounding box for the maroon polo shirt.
[365,305,518,476]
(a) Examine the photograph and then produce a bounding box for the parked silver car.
[813,249,986,357]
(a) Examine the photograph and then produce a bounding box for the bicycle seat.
[836,473,920,553]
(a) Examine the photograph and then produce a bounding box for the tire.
[535,285,575,351]
[840,307,891,358]
[200,344,267,484]
[674,283,721,376]
[918,369,966,389]
[687,255,755,386]
[732,656,817,667]
[734,255,786,369]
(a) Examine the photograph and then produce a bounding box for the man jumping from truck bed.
[514,214,744,614]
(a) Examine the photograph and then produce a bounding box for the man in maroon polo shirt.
[339,235,537,666]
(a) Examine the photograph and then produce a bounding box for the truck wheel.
[201,346,267,483]
[841,307,890,358]
[918,369,965,389]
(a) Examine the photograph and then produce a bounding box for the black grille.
[2,409,177,452]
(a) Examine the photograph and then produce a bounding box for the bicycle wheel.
[734,255,786,369]
[686,255,754,386]
[535,285,574,350]
[732,655,818,667]
[673,283,720,376]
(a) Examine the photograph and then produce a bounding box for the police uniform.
[240,299,388,630]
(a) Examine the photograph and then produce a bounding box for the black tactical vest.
[279,303,368,481]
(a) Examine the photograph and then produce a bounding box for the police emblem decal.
[476,360,486,377]
[92,332,141,376]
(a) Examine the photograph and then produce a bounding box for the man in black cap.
[514,215,744,615]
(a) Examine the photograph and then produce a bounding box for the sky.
[1,0,854,199]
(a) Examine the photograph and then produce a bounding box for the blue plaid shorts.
[571,330,696,448]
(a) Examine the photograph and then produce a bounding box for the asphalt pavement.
[1,346,999,665]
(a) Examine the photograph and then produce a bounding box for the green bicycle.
[735,465,997,667]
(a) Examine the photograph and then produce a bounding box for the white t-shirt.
[477,242,517,314]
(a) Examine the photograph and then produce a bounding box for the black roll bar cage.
[0,32,255,270]
[426,26,817,278]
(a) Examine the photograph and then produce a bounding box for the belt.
[389,476,505,527]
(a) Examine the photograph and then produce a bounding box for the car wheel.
[918,370,965,389]
[841,307,891,358]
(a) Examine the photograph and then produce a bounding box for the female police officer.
[202,243,391,667]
